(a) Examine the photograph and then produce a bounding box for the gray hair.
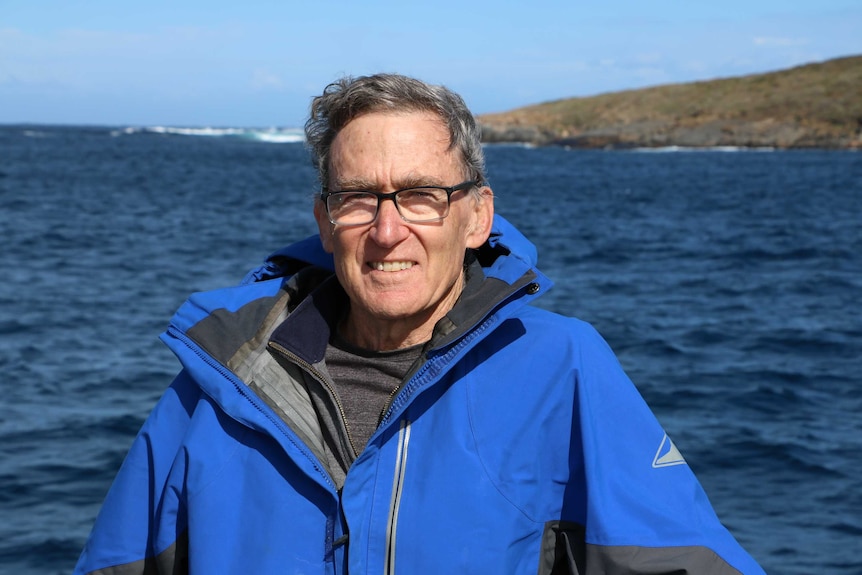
[304,73,486,193]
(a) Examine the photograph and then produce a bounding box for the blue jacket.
[75,216,765,574]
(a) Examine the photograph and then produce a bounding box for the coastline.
[478,55,862,150]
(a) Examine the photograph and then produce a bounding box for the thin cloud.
[251,68,284,91]
[753,36,810,47]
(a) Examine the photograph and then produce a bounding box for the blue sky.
[2,0,860,127]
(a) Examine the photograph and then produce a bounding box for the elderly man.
[75,74,764,574]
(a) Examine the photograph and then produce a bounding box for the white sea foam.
[246,129,305,144]
[482,141,537,149]
[632,145,776,153]
[148,126,244,137]
[112,126,305,143]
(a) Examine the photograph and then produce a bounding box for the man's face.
[314,111,493,347]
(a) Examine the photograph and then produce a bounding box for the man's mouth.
[369,261,415,272]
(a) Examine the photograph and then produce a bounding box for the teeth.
[372,261,414,272]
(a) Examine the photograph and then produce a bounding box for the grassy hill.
[478,55,862,149]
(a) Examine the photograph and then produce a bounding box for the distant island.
[478,55,862,149]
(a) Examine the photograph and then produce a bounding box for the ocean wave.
[631,145,776,153]
[21,130,55,139]
[112,126,305,143]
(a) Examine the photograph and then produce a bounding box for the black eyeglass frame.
[319,180,478,225]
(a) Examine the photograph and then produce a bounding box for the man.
[75,74,765,574]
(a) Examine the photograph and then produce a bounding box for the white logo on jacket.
[652,433,687,468]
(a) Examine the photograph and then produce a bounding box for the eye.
[333,192,374,207]
[398,188,445,202]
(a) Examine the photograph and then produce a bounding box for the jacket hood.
[168,215,551,344]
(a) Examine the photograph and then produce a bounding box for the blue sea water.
[1,125,860,574]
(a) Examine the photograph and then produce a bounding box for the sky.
[2,0,860,127]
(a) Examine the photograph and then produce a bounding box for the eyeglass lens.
[328,188,450,225]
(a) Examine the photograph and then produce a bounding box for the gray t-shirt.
[325,333,423,452]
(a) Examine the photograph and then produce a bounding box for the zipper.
[165,325,338,490]
[376,274,540,429]
[378,310,497,429]
[268,339,360,457]
[384,419,412,575]
[377,378,407,426]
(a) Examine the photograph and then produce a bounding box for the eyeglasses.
[320,180,477,226]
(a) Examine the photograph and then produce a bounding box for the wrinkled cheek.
[331,260,358,299]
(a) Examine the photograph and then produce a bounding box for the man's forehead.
[327,111,464,190]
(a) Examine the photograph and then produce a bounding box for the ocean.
[1,125,860,574]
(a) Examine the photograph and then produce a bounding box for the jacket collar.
[265,214,551,362]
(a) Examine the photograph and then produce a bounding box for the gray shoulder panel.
[186,293,284,366]
[585,542,742,574]
[85,532,187,575]
[539,521,743,575]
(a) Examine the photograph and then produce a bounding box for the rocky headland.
[478,55,862,149]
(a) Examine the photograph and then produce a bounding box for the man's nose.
[369,198,410,246]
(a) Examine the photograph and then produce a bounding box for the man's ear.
[465,186,495,249]
[314,200,335,253]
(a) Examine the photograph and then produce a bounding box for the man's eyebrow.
[331,177,377,191]
[396,175,445,188]
[332,175,446,191]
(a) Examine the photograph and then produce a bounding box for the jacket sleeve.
[560,323,765,575]
[73,370,201,575]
